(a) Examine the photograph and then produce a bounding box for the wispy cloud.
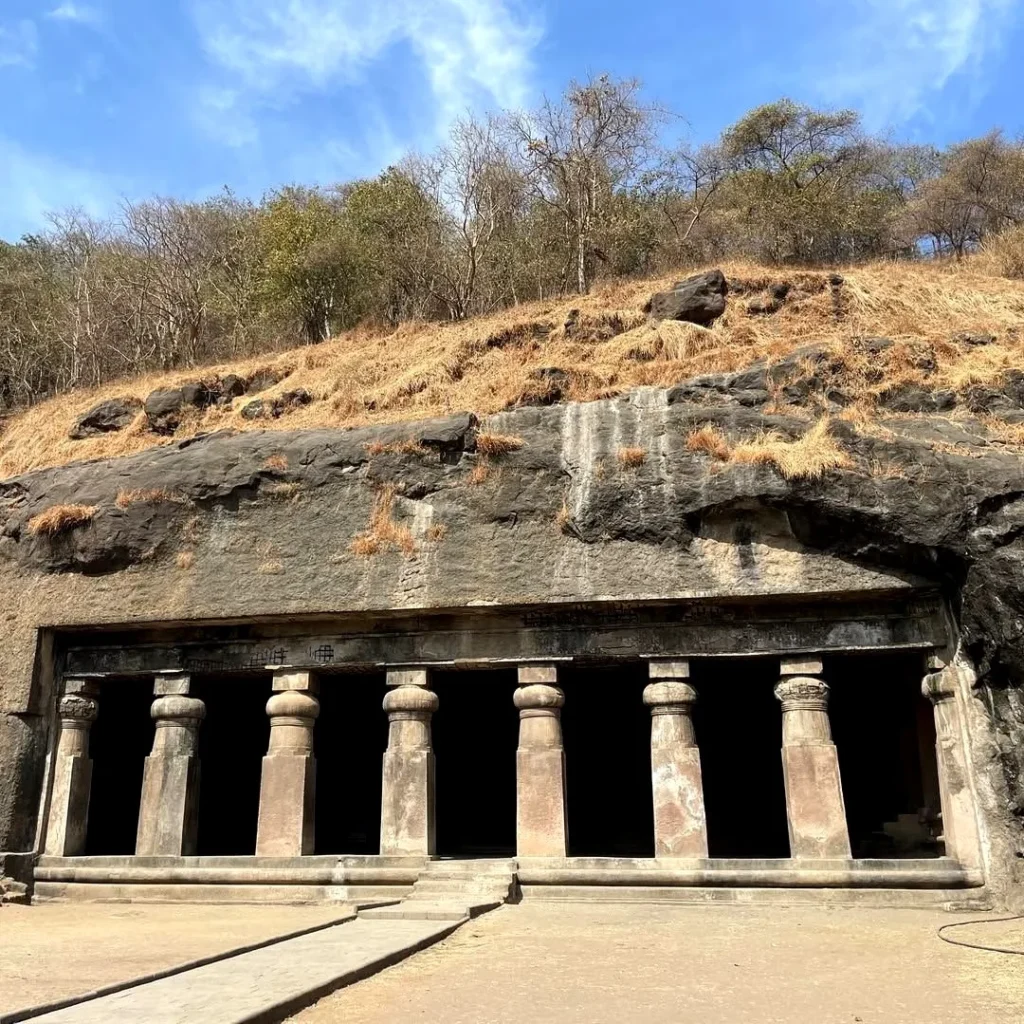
[47,3,103,26]
[190,0,542,144]
[817,0,1017,124]
[0,19,38,69]
[0,137,123,239]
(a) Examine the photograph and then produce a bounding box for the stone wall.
[2,386,1023,903]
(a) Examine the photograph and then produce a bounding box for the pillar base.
[380,748,435,857]
[516,748,568,857]
[781,745,851,859]
[136,755,201,857]
[44,755,93,857]
[255,755,316,857]
[652,746,708,859]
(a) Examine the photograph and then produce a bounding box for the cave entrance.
[828,651,941,858]
[84,678,153,855]
[561,663,654,858]
[432,668,518,858]
[314,672,388,855]
[193,675,271,856]
[692,657,791,859]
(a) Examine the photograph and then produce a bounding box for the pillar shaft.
[922,662,983,869]
[136,676,205,857]
[515,665,568,858]
[380,672,437,856]
[775,659,851,859]
[256,673,319,857]
[44,685,99,856]
[644,669,708,859]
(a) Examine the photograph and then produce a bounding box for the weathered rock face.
[2,370,1024,901]
[648,269,728,325]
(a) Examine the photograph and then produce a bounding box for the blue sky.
[1,0,1022,240]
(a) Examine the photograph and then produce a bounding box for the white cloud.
[818,0,1018,124]
[0,19,38,69]
[0,137,122,240]
[190,0,542,142]
[47,3,103,26]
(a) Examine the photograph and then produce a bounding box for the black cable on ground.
[937,915,1024,955]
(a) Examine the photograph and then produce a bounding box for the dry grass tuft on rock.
[27,503,98,536]
[262,454,289,471]
[175,550,195,570]
[686,425,732,461]
[350,484,417,558]
[730,419,853,479]
[616,446,647,468]
[426,523,447,543]
[364,439,428,457]
[114,488,182,509]
[556,497,574,534]
[475,433,525,456]
[264,481,302,500]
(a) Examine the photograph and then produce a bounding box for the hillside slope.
[2,259,1024,479]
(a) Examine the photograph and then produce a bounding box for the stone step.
[421,859,516,877]
[360,900,500,921]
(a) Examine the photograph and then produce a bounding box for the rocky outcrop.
[648,269,728,325]
[69,398,141,439]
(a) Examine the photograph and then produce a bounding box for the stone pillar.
[515,665,568,858]
[256,670,320,857]
[922,658,983,869]
[380,669,437,856]
[643,660,708,858]
[136,674,205,857]
[44,680,100,856]
[774,658,851,859]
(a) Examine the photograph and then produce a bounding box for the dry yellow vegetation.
[3,257,1024,479]
[27,503,98,535]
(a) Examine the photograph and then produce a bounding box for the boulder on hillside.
[648,270,728,326]
[240,389,314,421]
[144,382,221,434]
[69,398,142,440]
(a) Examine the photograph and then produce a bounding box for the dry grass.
[262,454,289,471]
[257,560,285,574]
[27,503,97,536]
[364,439,429,456]
[616,446,647,468]
[426,523,447,543]
[5,257,1024,479]
[475,432,525,456]
[264,481,302,500]
[114,488,182,509]
[730,419,853,479]
[686,425,732,461]
[556,497,573,534]
[175,550,195,570]
[349,483,417,558]
[468,462,491,485]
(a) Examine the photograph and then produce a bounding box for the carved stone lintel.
[774,677,829,712]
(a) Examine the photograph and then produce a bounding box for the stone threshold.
[33,854,980,891]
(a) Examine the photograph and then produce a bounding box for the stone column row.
[43,653,981,866]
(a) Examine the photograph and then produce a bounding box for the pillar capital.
[266,690,320,721]
[643,681,697,713]
[58,692,99,722]
[383,684,439,717]
[514,683,564,715]
[774,676,829,712]
[922,667,957,704]
[150,694,206,724]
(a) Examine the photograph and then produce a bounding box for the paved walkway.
[25,916,459,1024]
[290,903,1024,1024]
[0,904,348,1019]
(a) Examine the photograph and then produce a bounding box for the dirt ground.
[0,903,349,1017]
[290,903,1024,1024]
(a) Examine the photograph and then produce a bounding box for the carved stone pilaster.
[136,688,205,857]
[380,677,438,856]
[644,673,707,859]
[515,667,568,858]
[256,681,320,857]
[775,659,850,859]
[44,683,99,856]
